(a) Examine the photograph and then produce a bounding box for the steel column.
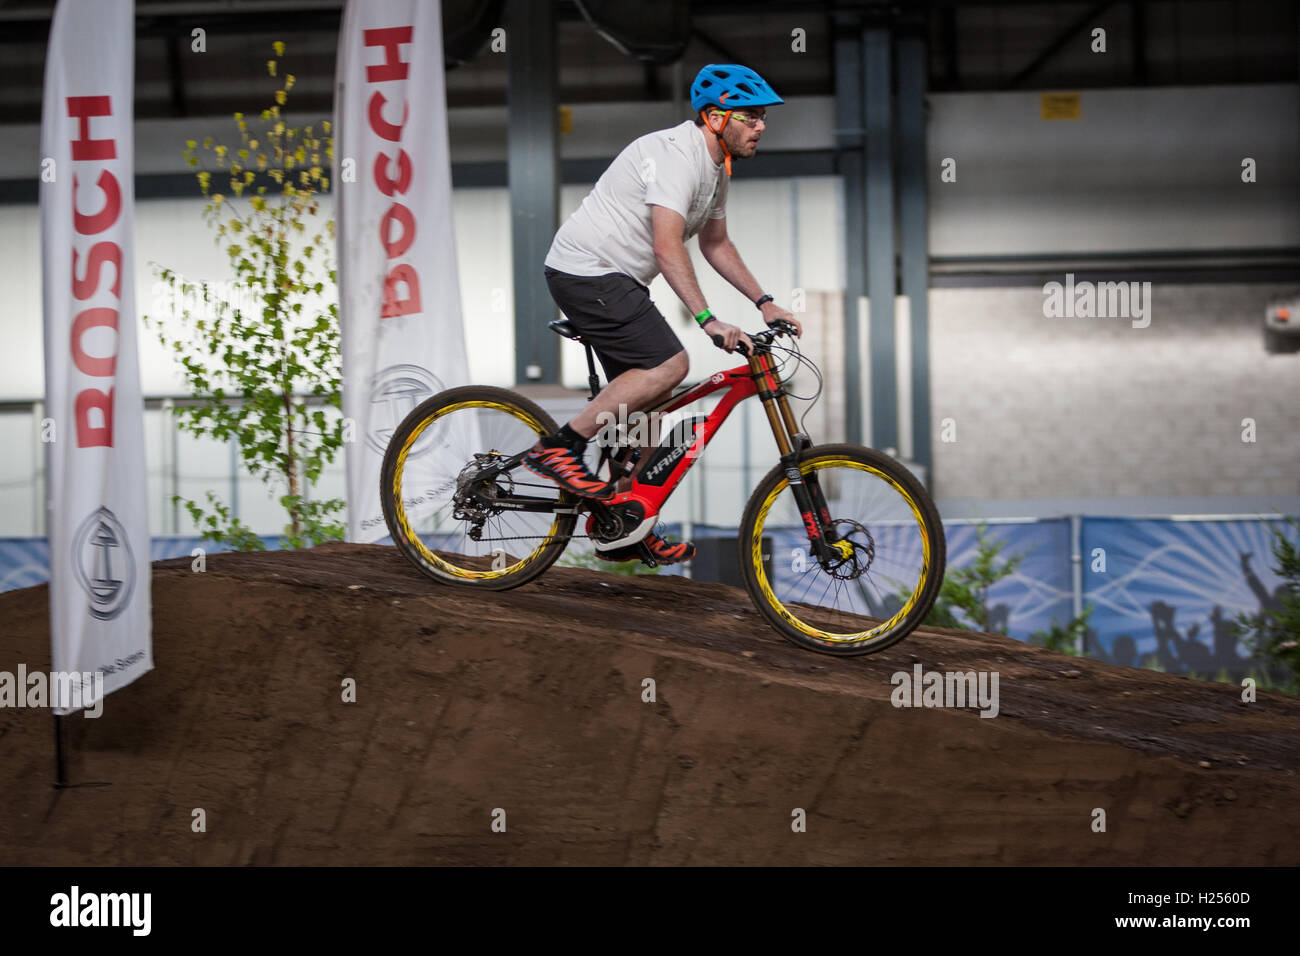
[897,31,932,478]
[833,19,865,446]
[862,26,896,452]
[506,0,559,384]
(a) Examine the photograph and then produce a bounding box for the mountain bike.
[379,318,945,656]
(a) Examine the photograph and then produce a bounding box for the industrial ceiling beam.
[691,26,744,66]
[1005,1,1113,89]
[166,33,188,118]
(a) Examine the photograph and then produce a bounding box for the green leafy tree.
[145,42,341,550]
[1236,518,1300,694]
[922,522,1025,633]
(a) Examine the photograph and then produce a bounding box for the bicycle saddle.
[548,319,581,340]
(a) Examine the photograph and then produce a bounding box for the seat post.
[547,318,602,400]
[584,345,600,400]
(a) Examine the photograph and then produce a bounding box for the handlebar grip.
[711,334,750,356]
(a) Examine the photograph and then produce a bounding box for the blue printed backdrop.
[1081,517,1297,678]
[939,520,1075,643]
[0,536,279,594]
[0,538,49,593]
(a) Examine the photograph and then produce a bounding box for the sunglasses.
[711,108,767,128]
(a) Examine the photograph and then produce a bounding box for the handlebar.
[710,318,799,356]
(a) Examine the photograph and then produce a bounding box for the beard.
[725,131,760,157]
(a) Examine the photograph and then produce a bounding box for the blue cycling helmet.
[690,64,784,112]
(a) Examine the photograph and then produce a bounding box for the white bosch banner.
[40,0,152,714]
[335,0,471,542]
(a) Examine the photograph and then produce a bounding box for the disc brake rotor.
[821,518,875,580]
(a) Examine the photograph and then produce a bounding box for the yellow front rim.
[390,400,564,581]
[750,458,933,643]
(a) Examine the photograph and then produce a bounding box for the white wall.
[929,282,1300,508]
[928,84,1299,256]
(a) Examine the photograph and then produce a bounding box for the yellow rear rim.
[390,400,563,581]
[750,458,933,643]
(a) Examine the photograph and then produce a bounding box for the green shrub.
[1236,518,1300,694]
[922,522,1024,633]
[1030,604,1092,656]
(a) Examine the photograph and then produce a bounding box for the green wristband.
[694,308,714,327]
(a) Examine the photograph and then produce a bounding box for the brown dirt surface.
[2,541,1298,865]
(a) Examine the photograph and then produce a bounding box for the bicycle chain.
[471,532,593,543]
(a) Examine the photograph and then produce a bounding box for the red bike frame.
[604,363,753,518]
[604,339,809,524]
[473,323,839,563]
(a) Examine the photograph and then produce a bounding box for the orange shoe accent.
[523,442,614,500]
[596,531,695,565]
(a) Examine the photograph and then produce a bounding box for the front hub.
[819,519,876,579]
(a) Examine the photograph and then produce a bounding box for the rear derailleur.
[452,452,512,542]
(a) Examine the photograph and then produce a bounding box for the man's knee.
[656,349,689,388]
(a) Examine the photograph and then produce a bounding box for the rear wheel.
[380,385,577,590]
[738,444,945,656]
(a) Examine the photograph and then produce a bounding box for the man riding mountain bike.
[524,63,802,565]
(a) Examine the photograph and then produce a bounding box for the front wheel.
[738,444,946,656]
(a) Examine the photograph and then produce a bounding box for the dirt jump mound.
[2,542,1297,865]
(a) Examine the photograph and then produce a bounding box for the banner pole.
[53,713,66,789]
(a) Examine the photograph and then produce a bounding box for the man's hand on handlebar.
[759,300,802,337]
[702,317,754,355]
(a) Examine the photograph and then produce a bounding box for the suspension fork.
[772,375,837,542]
[750,350,840,562]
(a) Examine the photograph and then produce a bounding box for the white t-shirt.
[545,120,728,288]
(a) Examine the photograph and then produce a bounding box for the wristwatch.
[754,294,773,309]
